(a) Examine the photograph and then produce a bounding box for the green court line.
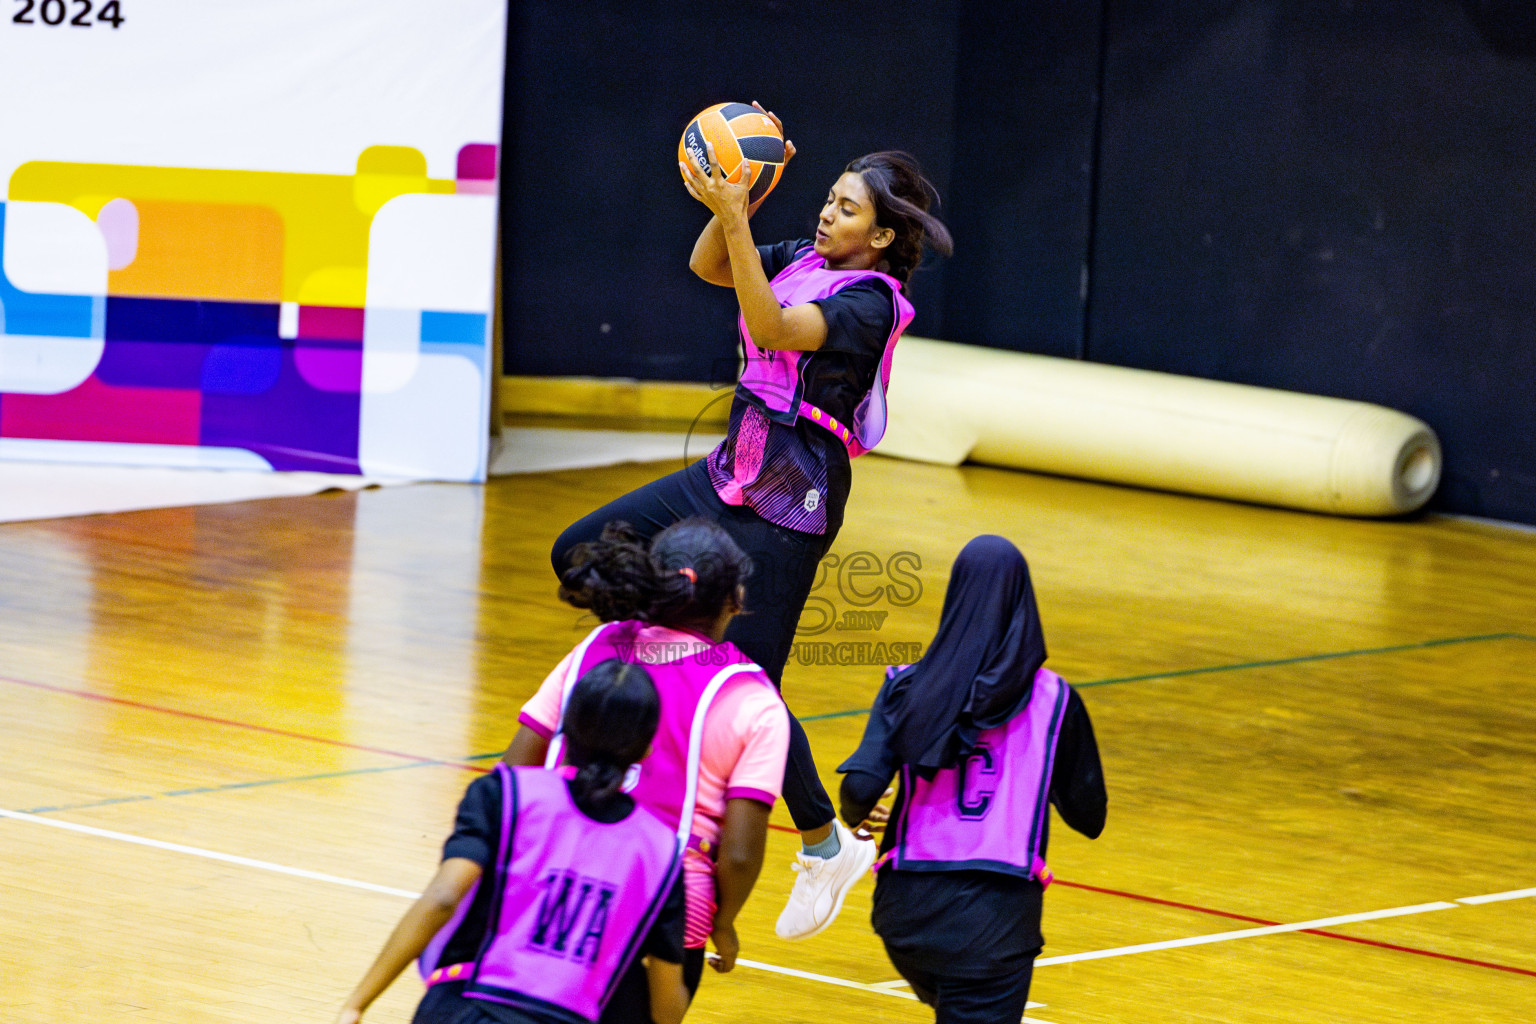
[799,707,884,723]
[1077,632,1530,687]
[24,759,485,816]
[799,632,1532,723]
[23,794,159,814]
[27,635,1531,807]
[24,754,513,816]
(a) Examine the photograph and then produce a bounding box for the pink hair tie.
[678,567,697,583]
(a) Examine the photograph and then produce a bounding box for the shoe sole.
[779,837,878,941]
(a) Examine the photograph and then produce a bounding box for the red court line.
[18,668,1527,979]
[1300,930,1536,978]
[1055,879,1536,978]
[1056,879,1276,925]
[0,673,487,773]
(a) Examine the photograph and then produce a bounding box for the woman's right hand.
[749,102,794,215]
[680,139,753,223]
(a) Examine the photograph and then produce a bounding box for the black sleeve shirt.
[431,772,687,972]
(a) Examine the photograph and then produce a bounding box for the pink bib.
[735,249,914,457]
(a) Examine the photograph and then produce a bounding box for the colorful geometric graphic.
[1,143,499,479]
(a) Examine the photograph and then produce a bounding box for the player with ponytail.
[336,660,690,1024]
[551,106,953,941]
[506,516,790,996]
[840,151,952,289]
[561,659,661,810]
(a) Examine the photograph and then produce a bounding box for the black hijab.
[880,535,1046,777]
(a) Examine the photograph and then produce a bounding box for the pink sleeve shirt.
[516,625,789,848]
[517,649,571,740]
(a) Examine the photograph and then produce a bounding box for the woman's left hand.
[861,787,897,832]
[680,139,753,222]
[751,101,796,167]
[707,922,739,973]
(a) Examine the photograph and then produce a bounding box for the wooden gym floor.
[1,450,1532,1022]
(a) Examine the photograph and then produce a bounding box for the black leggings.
[883,950,1036,1024]
[551,459,838,832]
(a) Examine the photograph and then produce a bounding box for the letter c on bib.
[956,742,997,820]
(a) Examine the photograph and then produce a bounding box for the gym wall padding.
[500,0,965,385]
[880,338,1441,517]
[937,4,1102,358]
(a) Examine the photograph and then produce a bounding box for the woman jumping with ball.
[549,103,952,940]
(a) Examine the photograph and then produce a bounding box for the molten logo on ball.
[678,101,786,205]
[681,124,709,177]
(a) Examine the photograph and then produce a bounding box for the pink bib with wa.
[420,764,681,1023]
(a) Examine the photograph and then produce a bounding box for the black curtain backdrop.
[500,0,961,387]
[1088,0,1536,523]
[941,3,1102,358]
[501,1,1536,525]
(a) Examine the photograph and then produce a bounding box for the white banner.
[0,0,507,480]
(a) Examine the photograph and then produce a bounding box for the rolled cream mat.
[879,337,1441,516]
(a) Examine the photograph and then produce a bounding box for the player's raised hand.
[682,139,753,220]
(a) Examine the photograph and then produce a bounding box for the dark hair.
[845,151,954,288]
[558,517,753,634]
[561,658,659,812]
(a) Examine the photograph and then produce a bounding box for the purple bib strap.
[417,761,510,982]
[797,400,856,449]
[425,961,474,987]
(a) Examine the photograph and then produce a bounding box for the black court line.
[799,632,1534,723]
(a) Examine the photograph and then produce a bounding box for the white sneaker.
[774,819,877,940]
